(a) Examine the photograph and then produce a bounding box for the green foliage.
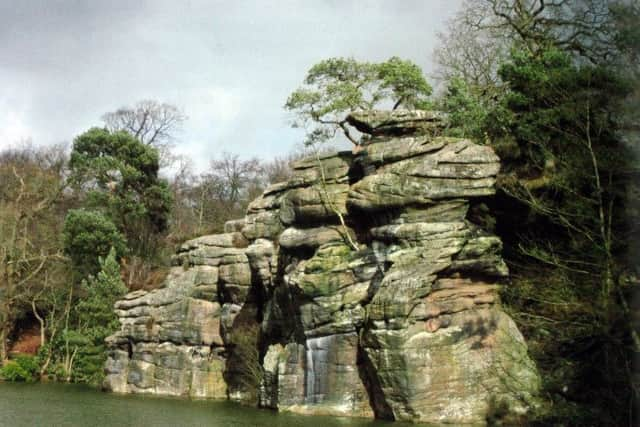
[500,266,635,425]
[72,247,127,384]
[42,248,126,385]
[70,128,160,187]
[15,354,39,378]
[76,248,127,341]
[609,2,640,72]
[302,57,376,113]
[63,209,126,276]
[68,127,172,260]
[499,46,625,157]
[228,322,263,399]
[0,355,39,382]
[0,362,32,382]
[496,45,631,252]
[440,77,490,142]
[377,56,432,109]
[484,44,636,426]
[285,56,431,145]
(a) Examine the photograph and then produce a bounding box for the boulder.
[289,151,352,185]
[348,140,500,212]
[279,226,354,250]
[347,110,448,135]
[280,184,349,225]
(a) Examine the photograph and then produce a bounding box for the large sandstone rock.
[104,232,249,399]
[105,110,539,425]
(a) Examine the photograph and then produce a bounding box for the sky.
[0,0,461,172]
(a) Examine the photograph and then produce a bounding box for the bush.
[0,355,39,382]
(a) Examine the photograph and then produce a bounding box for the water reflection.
[0,382,408,427]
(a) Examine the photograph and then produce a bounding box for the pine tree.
[73,248,126,384]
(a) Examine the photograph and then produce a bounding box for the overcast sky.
[0,0,461,171]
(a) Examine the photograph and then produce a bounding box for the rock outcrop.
[105,110,539,424]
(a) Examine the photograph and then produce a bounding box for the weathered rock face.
[104,233,251,398]
[105,110,540,424]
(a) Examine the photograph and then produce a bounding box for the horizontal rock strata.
[105,109,539,424]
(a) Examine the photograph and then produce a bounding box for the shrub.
[0,355,39,382]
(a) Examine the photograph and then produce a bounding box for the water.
[0,382,404,427]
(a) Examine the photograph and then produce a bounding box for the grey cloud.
[0,0,461,171]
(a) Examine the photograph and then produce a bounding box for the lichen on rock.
[104,109,540,424]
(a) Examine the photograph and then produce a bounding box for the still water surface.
[0,382,410,427]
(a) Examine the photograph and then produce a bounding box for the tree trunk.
[0,306,13,364]
[314,152,358,251]
[0,326,7,364]
[32,299,45,348]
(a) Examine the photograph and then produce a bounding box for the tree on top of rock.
[285,57,432,146]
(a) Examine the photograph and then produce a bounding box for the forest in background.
[0,1,638,425]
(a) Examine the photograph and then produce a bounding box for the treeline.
[0,107,299,384]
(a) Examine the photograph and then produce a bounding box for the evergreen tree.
[68,127,172,261]
[72,248,127,384]
[285,56,432,146]
[62,209,127,276]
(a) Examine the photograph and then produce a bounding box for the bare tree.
[179,153,266,234]
[30,269,71,378]
[263,155,297,184]
[165,152,308,241]
[165,155,199,243]
[434,0,635,92]
[434,1,508,91]
[101,100,186,164]
[207,153,264,211]
[0,145,68,362]
[488,1,625,62]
